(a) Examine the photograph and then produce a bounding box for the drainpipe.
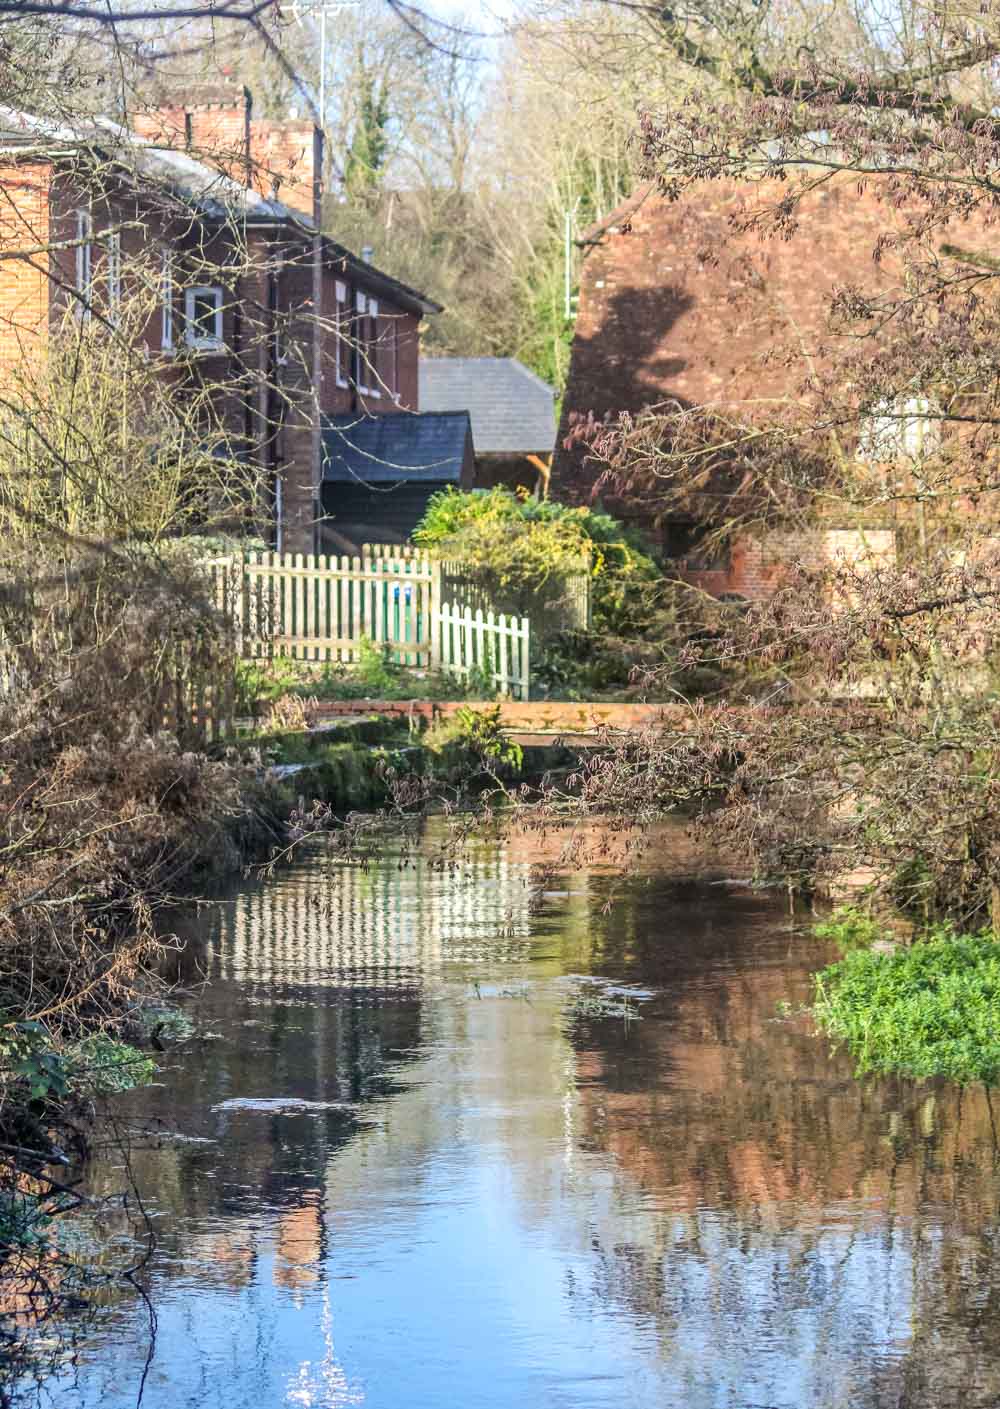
[268,246,282,552]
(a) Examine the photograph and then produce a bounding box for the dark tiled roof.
[418,357,556,455]
[321,411,472,484]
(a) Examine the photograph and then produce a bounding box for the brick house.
[0,90,440,555]
[552,181,909,597]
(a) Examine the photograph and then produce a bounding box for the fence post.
[429,560,442,670]
[522,615,530,701]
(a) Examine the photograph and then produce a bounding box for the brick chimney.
[130,85,318,220]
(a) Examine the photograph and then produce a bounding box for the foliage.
[424,705,524,775]
[235,656,301,717]
[414,487,664,635]
[813,907,885,952]
[343,53,390,204]
[813,931,1000,1083]
[0,308,260,548]
[312,4,649,387]
[452,705,524,772]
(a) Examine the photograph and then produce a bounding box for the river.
[20,817,1000,1408]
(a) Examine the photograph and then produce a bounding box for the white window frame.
[356,290,380,397]
[160,246,174,352]
[75,206,92,320]
[857,395,940,466]
[184,285,224,352]
[335,279,349,388]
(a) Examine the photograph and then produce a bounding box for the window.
[160,246,174,351]
[335,279,349,388]
[184,285,224,351]
[75,207,92,319]
[857,395,940,465]
[355,290,380,396]
[103,230,121,320]
[664,522,731,572]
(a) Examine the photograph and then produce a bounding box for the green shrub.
[813,929,1000,1082]
[813,906,884,950]
[424,704,523,774]
[413,486,665,636]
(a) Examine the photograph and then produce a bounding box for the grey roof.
[418,357,556,455]
[322,412,472,484]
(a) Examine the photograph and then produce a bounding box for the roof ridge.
[577,184,654,246]
[419,354,555,395]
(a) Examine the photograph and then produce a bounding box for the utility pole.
[564,209,572,321]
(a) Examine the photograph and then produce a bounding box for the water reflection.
[21,821,1000,1408]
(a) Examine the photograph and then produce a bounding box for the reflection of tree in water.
[563,885,1000,1407]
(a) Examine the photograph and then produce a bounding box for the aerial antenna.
[279,0,362,127]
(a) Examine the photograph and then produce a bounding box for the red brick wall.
[249,119,315,220]
[132,100,317,222]
[680,528,897,601]
[554,181,903,509]
[318,260,419,414]
[0,161,51,374]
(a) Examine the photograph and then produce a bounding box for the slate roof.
[418,357,556,455]
[322,412,473,484]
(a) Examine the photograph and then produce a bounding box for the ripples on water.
[19,819,1000,1409]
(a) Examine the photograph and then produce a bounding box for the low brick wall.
[309,699,689,733]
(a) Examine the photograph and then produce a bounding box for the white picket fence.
[208,549,437,668]
[206,548,532,697]
[434,602,530,701]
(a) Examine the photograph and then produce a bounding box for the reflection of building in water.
[562,889,1000,1407]
[206,845,537,996]
[274,1194,324,1293]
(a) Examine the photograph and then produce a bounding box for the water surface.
[29,820,1000,1408]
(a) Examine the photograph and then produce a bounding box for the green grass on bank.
[813,925,1000,1083]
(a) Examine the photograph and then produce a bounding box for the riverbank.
[810,909,1000,1083]
[0,703,551,1369]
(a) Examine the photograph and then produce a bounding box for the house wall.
[0,161,51,376]
[551,179,932,598]
[678,529,897,601]
[553,179,901,528]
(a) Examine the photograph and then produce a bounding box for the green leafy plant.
[452,705,523,771]
[813,906,884,951]
[356,635,398,693]
[235,655,301,716]
[413,486,664,636]
[1,1022,155,1102]
[813,929,1000,1082]
[64,1034,156,1095]
[424,704,524,775]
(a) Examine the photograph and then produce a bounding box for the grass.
[813,928,1000,1083]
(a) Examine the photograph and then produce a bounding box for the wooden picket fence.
[208,548,438,668]
[434,602,530,701]
[205,548,533,699]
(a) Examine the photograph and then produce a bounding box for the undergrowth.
[813,928,1000,1083]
